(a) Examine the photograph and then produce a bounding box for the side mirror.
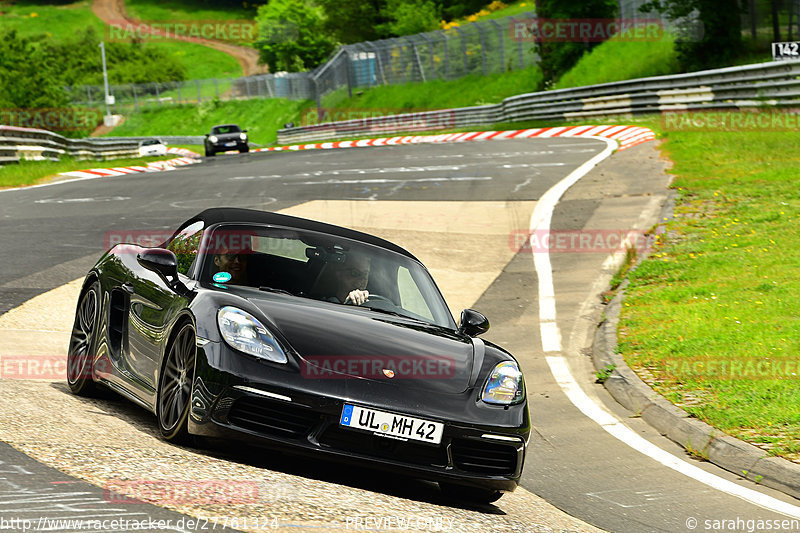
[242,129,248,133]
[137,248,179,281]
[459,309,490,337]
[204,133,209,137]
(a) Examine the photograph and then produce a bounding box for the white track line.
[530,137,800,518]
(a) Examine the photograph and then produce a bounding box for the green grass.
[0,154,175,188]
[616,117,800,461]
[445,0,534,27]
[0,0,243,79]
[0,1,105,40]
[147,41,242,80]
[553,33,680,90]
[124,0,255,22]
[321,66,543,113]
[103,98,312,145]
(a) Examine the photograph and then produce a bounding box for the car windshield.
[197,223,455,328]
[211,125,240,134]
[140,139,161,146]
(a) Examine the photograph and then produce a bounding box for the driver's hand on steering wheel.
[344,289,369,305]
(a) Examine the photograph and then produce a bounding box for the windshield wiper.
[259,286,293,296]
[360,306,422,322]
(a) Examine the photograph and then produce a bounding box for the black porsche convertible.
[67,208,529,502]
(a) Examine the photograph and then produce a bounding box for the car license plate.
[340,404,443,444]
[225,142,236,147]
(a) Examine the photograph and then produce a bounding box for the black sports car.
[67,208,529,502]
[204,124,249,156]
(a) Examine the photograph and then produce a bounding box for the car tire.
[157,321,196,444]
[439,482,503,504]
[239,146,249,154]
[205,148,215,157]
[67,281,100,396]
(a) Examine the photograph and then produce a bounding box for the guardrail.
[277,60,800,144]
[99,135,206,145]
[0,126,146,165]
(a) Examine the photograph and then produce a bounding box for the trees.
[254,0,336,72]
[0,30,67,109]
[640,0,742,71]
[534,0,619,85]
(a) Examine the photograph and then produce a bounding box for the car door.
[125,221,204,400]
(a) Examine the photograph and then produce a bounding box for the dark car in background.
[67,208,529,503]
[204,124,249,156]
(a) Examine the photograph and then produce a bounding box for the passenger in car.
[212,248,249,285]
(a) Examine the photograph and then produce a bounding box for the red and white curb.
[257,125,655,154]
[58,147,200,179]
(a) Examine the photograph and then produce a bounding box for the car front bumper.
[188,342,529,492]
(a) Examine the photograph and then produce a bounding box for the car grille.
[318,426,448,467]
[450,438,518,476]
[227,396,322,439]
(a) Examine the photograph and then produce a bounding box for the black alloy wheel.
[157,322,196,443]
[67,282,100,395]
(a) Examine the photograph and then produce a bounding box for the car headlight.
[217,306,287,363]
[209,135,218,143]
[481,361,524,405]
[239,133,247,141]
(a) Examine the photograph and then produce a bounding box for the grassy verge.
[0,1,105,40]
[0,155,176,188]
[124,0,254,22]
[147,41,242,80]
[103,98,312,145]
[617,118,800,461]
[0,0,243,79]
[321,66,543,112]
[553,34,680,89]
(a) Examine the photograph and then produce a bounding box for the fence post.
[489,19,505,72]
[266,75,275,98]
[133,84,139,112]
[453,26,468,74]
[177,83,183,105]
[418,33,435,80]
[214,78,219,99]
[196,80,202,103]
[345,49,353,98]
[441,32,449,80]
[367,42,387,85]
[155,82,161,105]
[87,86,93,107]
[477,23,488,76]
[246,77,252,98]
[314,76,322,122]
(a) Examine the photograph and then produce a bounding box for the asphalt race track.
[2,138,800,532]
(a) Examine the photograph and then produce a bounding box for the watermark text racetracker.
[1,108,102,132]
[106,20,255,43]
[662,110,800,132]
[509,229,652,254]
[510,18,665,42]
[663,358,800,381]
[104,479,268,505]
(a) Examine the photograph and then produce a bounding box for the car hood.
[244,293,474,395]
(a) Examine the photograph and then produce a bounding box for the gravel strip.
[0,380,602,532]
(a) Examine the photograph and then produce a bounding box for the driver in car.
[330,253,371,305]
